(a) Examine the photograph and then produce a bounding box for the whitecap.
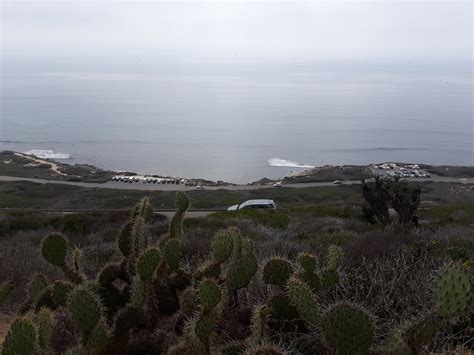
[267,158,315,169]
[24,149,71,159]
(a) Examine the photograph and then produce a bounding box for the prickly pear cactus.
[286,277,318,324]
[68,287,103,335]
[267,294,299,321]
[41,233,68,267]
[321,268,340,289]
[297,271,321,291]
[36,308,54,350]
[164,239,181,272]
[195,311,217,342]
[327,245,344,270]
[435,266,472,317]
[2,318,37,355]
[226,252,258,297]
[298,253,317,273]
[130,275,145,307]
[117,221,134,257]
[132,197,154,222]
[85,318,109,352]
[322,303,374,355]
[211,229,234,263]
[263,258,293,287]
[249,304,268,343]
[131,217,147,258]
[51,280,74,307]
[136,248,161,281]
[176,191,190,213]
[198,278,221,312]
[405,315,444,349]
[27,273,48,302]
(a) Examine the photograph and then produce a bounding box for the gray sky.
[1,1,472,73]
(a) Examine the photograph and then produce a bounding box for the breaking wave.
[268,158,315,169]
[24,149,71,159]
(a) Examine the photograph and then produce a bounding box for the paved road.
[0,175,472,191]
[0,208,217,218]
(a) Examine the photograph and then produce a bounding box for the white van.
[227,199,277,211]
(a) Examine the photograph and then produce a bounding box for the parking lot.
[373,163,431,179]
[111,175,186,185]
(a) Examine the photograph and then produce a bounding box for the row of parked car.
[111,176,186,184]
[378,170,431,178]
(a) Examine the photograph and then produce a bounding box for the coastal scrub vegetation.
[0,186,473,354]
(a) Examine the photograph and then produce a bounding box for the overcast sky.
[1,1,472,74]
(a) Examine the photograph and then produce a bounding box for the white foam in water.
[267,158,315,169]
[24,149,71,159]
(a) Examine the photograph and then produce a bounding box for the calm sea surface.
[1,70,472,183]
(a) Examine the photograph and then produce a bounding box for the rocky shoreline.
[1,150,473,186]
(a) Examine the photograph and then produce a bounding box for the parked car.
[227,199,277,211]
[195,185,205,190]
[273,182,282,188]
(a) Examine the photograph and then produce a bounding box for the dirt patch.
[15,152,67,176]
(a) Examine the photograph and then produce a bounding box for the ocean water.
[0,70,472,183]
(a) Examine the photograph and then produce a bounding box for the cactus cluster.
[2,193,472,355]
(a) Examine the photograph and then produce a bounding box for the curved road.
[0,175,472,191]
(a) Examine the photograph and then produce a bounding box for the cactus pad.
[68,287,103,335]
[267,294,299,320]
[196,312,217,341]
[296,271,321,291]
[164,239,181,272]
[27,273,48,301]
[176,192,190,212]
[85,318,109,352]
[322,303,374,355]
[405,315,444,349]
[327,245,344,270]
[211,229,234,263]
[435,266,471,317]
[130,275,145,307]
[2,318,37,355]
[298,253,317,273]
[136,248,161,281]
[36,308,54,349]
[41,233,67,267]
[226,254,258,295]
[286,277,318,324]
[321,268,340,289]
[263,258,293,286]
[249,304,268,343]
[51,280,74,306]
[117,221,134,257]
[198,278,221,312]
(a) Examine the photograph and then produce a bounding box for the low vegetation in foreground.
[0,181,473,354]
